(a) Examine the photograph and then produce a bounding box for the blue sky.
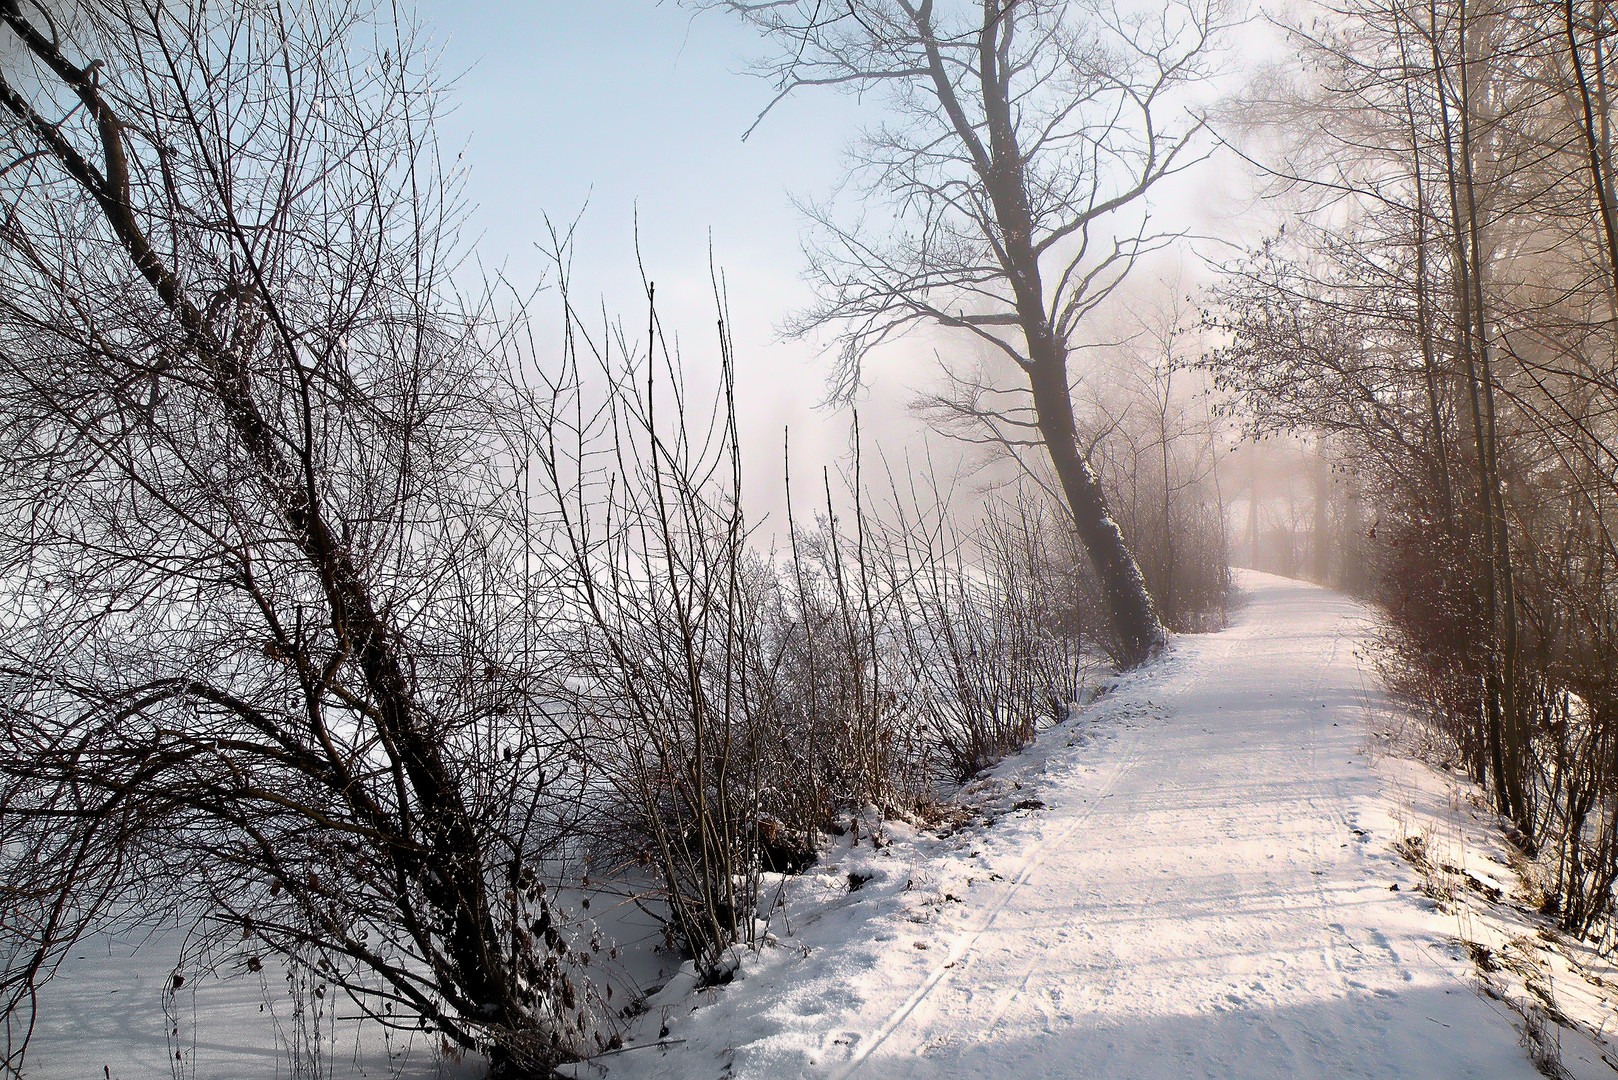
[412,0,902,511]
[414,1,866,292]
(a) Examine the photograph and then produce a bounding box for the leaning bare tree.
[0,2,601,1074]
[704,0,1224,665]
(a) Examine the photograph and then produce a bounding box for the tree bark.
[1026,353,1166,665]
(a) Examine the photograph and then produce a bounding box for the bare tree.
[702,0,1225,665]
[1077,307,1231,632]
[0,2,605,1074]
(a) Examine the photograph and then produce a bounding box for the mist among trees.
[4,0,1618,1077]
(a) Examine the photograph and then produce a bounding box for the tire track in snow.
[959,624,1252,1048]
[822,668,1170,1078]
[1292,608,1394,1074]
[830,620,1250,1074]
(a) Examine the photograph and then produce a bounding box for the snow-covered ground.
[18,920,479,1080]
[22,571,1618,1079]
[594,571,1611,1079]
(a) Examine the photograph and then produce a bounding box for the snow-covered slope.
[594,571,1568,1079]
[25,572,1611,1079]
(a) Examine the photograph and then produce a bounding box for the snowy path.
[607,572,1547,1079]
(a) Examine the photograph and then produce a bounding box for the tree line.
[1211,0,1618,936]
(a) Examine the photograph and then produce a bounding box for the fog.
[14,2,1618,1076]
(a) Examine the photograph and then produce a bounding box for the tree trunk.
[1312,453,1332,585]
[0,9,538,1061]
[1026,353,1165,666]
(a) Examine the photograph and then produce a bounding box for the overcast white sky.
[408,1,1275,529]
